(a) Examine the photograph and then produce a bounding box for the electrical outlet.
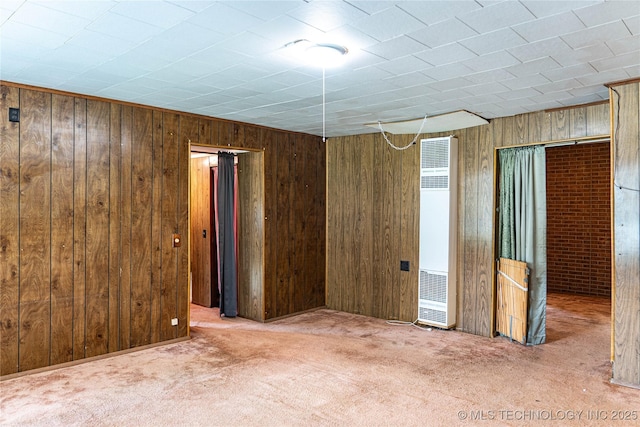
[400,260,410,271]
[171,318,178,326]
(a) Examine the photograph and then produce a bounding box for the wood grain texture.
[399,135,419,322]
[50,94,75,365]
[0,85,20,375]
[262,129,277,319]
[237,151,264,321]
[178,116,198,335]
[108,103,122,353]
[119,106,133,349]
[275,134,292,318]
[85,100,110,358]
[72,98,87,360]
[326,102,614,335]
[150,110,163,343]
[19,89,52,371]
[611,83,640,385]
[130,107,153,347]
[190,156,212,307]
[160,114,179,341]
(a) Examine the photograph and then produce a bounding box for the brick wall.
[546,142,611,297]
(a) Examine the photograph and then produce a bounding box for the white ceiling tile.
[414,43,476,66]
[427,77,474,92]
[590,51,640,72]
[129,23,224,60]
[507,38,571,63]
[167,1,215,14]
[110,1,194,28]
[607,35,640,55]
[576,68,629,85]
[459,28,527,56]
[624,15,640,35]
[533,78,584,94]
[506,57,561,78]
[462,51,521,73]
[421,62,476,80]
[286,1,368,32]
[574,1,640,27]
[501,74,551,90]
[458,1,536,34]
[465,69,516,84]
[223,1,305,21]
[541,63,597,82]
[66,29,138,56]
[551,43,614,67]
[397,1,481,26]
[363,35,427,60]
[464,81,510,96]
[520,1,599,19]
[0,20,68,49]
[561,21,632,49]
[408,18,477,48]
[351,5,426,42]
[249,14,324,46]
[86,11,164,43]
[37,44,106,72]
[187,2,263,35]
[495,87,542,101]
[511,11,585,42]
[373,55,432,75]
[9,1,90,37]
[32,0,116,20]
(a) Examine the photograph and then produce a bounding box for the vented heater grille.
[421,139,449,169]
[419,307,447,325]
[419,270,447,303]
[421,175,449,190]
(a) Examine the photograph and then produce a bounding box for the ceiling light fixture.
[284,39,349,142]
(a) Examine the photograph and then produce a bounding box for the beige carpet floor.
[1,293,638,426]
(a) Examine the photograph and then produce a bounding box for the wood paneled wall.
[326,102,610,338]
[610,82,640,387]
[0,82,325,375]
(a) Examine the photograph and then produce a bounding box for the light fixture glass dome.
[284,39,349,68]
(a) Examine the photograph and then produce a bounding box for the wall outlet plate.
[171,318,178,326]
[400,260,410,271]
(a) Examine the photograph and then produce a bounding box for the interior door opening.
[494,140,612,349]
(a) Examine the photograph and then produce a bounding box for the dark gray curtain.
[498,146,547,345]
[217,153,237,317]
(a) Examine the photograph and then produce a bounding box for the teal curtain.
[498,146,547,345]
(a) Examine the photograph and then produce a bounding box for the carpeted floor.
[1,293,638,426]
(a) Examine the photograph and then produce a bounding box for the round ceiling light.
[285,39,349,68]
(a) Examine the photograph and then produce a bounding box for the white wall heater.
[418,136,458,328]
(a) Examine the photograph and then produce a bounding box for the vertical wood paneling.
[150,110,163,343]
[551,110,570,140]
[1,82,327,374]
[570,107,587,138]
[72,98,87,360]
[237,151,264,321]
[85,100,110,358]
[275,134,292,318]
[160,114,179,341]
[108,103,122,353]
[119,106,133,349]
[587,102,611,136]
[0,85,20,375]
[462,127,479,333]
[326,101,615,337]
[190,156,212,307]
[19,90,51,371]
[178,117,197,334]
[612,83,640,385]
[50,94,75,365]
[130,108,153,347]
[399,135,419,321]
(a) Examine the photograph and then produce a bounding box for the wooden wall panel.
[611,83,640,386]
[0,82,325,374]
[85,100,110,358]
[160,114,179,341]
[130,107,154,347]
[72,98,87,360]
[50,94,75,365]
[237,151,264,321]
[19,89,52,371]
[0,85,20,375]
[190,156,212,307]
[108,104,122,353]
[399,135,419,322]
[327,101,614,331]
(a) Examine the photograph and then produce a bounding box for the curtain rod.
[495,134,610,150]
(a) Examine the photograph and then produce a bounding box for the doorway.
[189,145,266,322]
[494,139,612,345]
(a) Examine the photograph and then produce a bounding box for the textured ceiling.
[1,0,639,137]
